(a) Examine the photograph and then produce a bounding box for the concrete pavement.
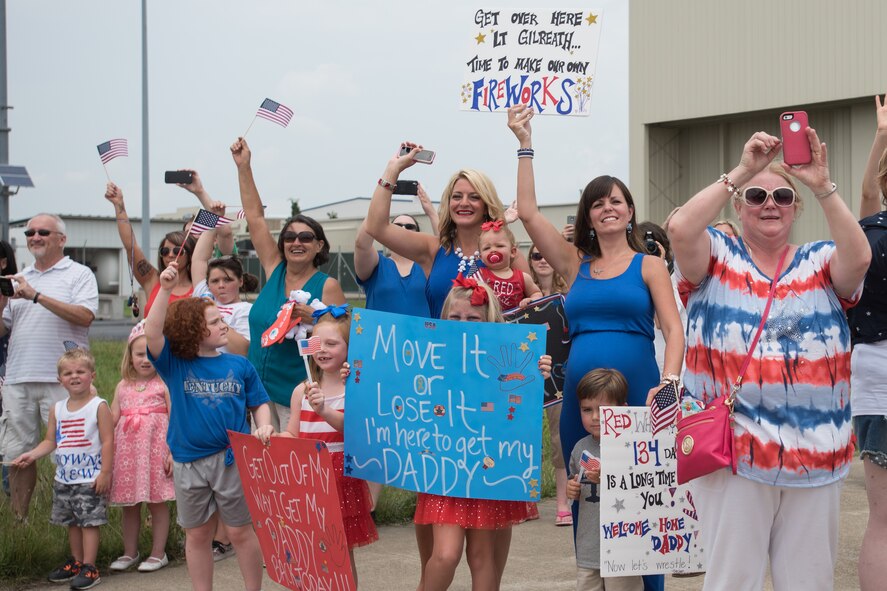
[17,459,868,590]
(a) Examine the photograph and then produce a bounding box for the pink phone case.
[780,111,812,165]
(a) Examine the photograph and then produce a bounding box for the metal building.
[629,0,887,243]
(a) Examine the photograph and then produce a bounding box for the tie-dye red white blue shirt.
[676,228,862,487]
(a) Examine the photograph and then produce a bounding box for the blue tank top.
[357,253,430,317]
[564,253,654,340]
[248,262,330,406]
[425,246,485,319]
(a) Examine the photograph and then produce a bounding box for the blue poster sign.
[344,309,545,501]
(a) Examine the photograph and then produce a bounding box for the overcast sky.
[7,1,627,222]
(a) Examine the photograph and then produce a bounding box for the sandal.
[555,511,573,526]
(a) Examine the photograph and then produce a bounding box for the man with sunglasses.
[0,213,98,519]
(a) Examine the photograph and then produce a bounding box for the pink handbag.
[675,246,788,485]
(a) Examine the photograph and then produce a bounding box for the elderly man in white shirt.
[0,213,98,519]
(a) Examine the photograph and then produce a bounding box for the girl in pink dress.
[109,322,175,573]
[280,306,378,586]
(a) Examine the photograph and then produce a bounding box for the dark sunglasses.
[159,246,185,256]
[530,252,544,261]
[393,222,419,232]
[24,229,58,237]
[281,231,317,244]
[742,186,797,208]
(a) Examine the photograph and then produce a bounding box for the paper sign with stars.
[227,431,355,591]
[461,8,602,115]
[598,407,706,576]
[344,308,546,501]
[504,294,571,407]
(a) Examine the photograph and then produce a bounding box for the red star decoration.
[509,406,516,413]
[507,414,514,421]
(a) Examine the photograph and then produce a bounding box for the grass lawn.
[0,334,559,584]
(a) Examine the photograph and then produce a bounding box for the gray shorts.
[0,382,67,459]
[50,481,108,527]
[173,449,251,529]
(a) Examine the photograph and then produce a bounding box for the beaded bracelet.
[517,148,535,159]
[814,182,838,200]
[378,178,397,191]
[717,173,740,198]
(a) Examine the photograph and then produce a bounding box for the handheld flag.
[97,139,128,164]
[256,98,294,128]
[188,209,232,237]
[650,381,679,436]
[578,450,600,481]
[298,337,321,356]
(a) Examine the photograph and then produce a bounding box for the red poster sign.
[229,431,355,590]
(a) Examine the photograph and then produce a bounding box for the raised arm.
[507,105,578,282]
[105,182,158,293]
[177,170,236,255]
[861,92,887,218]
[145,262,178,359]
[365,143,439,269]
[354,220,381,282]
[669,132,782,286]
[783,128,871,298]
[417,183,440,237]
[230,138,282,277]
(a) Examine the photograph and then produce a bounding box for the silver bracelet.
[717,173,740,198]
[814,182,837,199]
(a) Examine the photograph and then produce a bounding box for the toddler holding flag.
[566,368,643,591]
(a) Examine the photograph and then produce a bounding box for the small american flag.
[508,394,522,404]
[97,139,128,164]
[297,336,321,356]
[236,209,247,220]
[650,382,679,436]
[481,401,494,412]
[189,209,232,236]
[57,417,90,449]
[257,98,294,128]
[579,450,600,474]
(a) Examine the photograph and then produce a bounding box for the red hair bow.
[452,273,489,307]
[481,219,505,232]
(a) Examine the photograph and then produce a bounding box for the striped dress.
[299,393,378,547]
[676,228,862,487]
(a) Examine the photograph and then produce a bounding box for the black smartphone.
[0,277,14,297]
[164,170,193,184]
[395,180,419,196]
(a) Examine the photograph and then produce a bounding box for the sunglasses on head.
[530,252,544,261]
[393,222,419,232]
[24,229,57,237]
[742,186,797,208]
[281,231,316,244]
[159,246,184,257]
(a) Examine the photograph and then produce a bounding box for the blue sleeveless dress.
[425,246,485,319]
[562,253,662,591]
[357,253,430,318]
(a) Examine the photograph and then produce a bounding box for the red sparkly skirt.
[414,492,537,530]
[331,451,378,548]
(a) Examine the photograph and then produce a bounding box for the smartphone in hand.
[399,146,436,165]
[0,277,15,297]
[780,111,812,166]
[164,170,194,184]
[395,180,419,196]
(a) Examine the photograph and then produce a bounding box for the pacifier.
[486,251,504,265]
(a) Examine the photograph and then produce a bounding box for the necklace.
[591,252,633,276]
[455,246,480,276]
[134,381,148,392]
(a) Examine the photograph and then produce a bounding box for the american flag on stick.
[650,381,680,436]
[297,337,321,356]
[579,450,600,475]
[188,209,232,237]
[257,98,294,128]
[97,139,128,164]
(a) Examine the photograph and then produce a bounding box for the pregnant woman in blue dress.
[508,105,684,591]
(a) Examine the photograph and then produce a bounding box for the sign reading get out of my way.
[344,309,545,501]
[461,8,602,115]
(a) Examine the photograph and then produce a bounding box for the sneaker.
[69,563,101,590]
[109,553,140,571]
[47,558,81,583]
[211,540,236,562]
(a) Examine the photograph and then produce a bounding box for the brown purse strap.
[727,245,790,405]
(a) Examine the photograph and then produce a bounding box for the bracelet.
[377,178,396,191]
[814,182,838,199]
[33,292,40,304]
[517,148,535,159]
[717,173,740,198]
[660,373,680,386]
